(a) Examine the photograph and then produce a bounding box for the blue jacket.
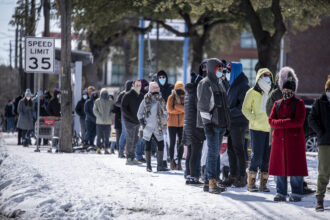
[227,66,250,125]
[84,96,96,123]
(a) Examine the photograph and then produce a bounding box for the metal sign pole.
[35,72,41,152]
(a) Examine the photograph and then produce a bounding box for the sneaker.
[104,148,110,154]
[126,158,140,165]
[137,158,146,163]
[189,177,203,185]
[96,148,101,154]
[203,184,209,192]
[110,148,115,154]
[289,195,302,202]
[315,200,324,212]
[303,185,315,195]
[274,195,286,202]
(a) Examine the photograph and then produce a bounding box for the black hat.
[283,80,296,91]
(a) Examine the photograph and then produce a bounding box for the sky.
[0,0,62,67]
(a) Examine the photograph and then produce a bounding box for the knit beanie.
[149,82,160,93]
[325,75,330,92]
[283,80,296,92]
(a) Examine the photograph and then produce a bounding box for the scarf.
[143,93,167,131]
[258,79,271,113]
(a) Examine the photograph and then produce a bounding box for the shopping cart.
[35,116,61,152]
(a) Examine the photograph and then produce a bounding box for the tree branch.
[156,20,190,37]
[130,21,153,34]
[271,0,286,41]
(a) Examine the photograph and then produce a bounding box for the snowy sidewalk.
[0,133,329,220]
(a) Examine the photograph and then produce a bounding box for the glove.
[139,119,146,128]
[205,124,214,136]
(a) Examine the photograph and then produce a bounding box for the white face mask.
[262,76,271,84]
[83,95,88,100]
[26,96,31,100]
[216,71,222,79]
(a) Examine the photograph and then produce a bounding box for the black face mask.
[176,89,185,96]
[151,92,159,95]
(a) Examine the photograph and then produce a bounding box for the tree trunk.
[255,37,281,74]
[190,35,204,73]
[60,0,73,153]
[43,0,50,90]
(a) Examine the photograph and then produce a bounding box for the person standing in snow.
[269,80,308,202]
[223,62,250,187]
[167,81,185,170]
[84,91,98,147]
[309,75,330,211]
[242,68,274,192]
[197,58,230,194]
[137,82,169,172]
[47,89,61,117]
[93,88,115,154]
[4,99,16,132]
[17,89,34,147]
[121,80,144,165]
[183,70,205,184]
[75,89,88,139]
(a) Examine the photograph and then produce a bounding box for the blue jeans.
[118,119,126,153]
[85,120,96,145]
[276,176,303,197]
[96,124,110,148]
[249,129,270,172]
[204,127,226,184]
[6,117,16,132]
[135,138,144,160]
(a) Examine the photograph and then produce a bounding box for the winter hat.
[149,82,160,93]
[278,66,298,92]
[157,70,167,78]
[198,59,209,77]
[25,89,32,97]
[124,80,133,92]
[283,80,296,92]
[174,81,184,90]
[325,75,330,92]
[82,89,88,95]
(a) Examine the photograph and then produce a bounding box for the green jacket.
[242,68,274,132]
[93,89,114,125]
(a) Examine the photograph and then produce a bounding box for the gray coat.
[17,99,34,130]
[137,99,166,142]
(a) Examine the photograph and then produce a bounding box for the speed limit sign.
[25,37,55,73]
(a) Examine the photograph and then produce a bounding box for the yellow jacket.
[242,68,274,132]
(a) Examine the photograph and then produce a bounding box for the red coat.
[268,97,308,177]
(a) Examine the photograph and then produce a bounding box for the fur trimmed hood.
[278,66,299,92]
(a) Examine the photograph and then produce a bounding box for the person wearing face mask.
[121,80,144,165]
[84,91,99,147]
[17,89,34,147]
[197,58,231,194]
[137,82,169,172]
[242,68,274,192]
[93,88,115,154]
[167,81,186,170]
[269,80,308,202]
[47,89,61,117]
[309,75,330,211]
[75,89,89,141]
[156,70,174,103]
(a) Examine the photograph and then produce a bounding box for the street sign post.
[25,37,55,152]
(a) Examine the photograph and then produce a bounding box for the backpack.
[275,97,298,118]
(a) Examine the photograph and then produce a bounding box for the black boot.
[145,151,152,172]
[157,151,169,171]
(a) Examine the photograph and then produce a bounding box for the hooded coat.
[157,70,174,103]
[227,62,250,126]
[93,88,115,125]
[268,96,308,176]
[84,93,97,123]
[196,58,230,129]
[17,98,34,130]
[308,94,330,146]
[242,68,274,132]
[121,89,144,124]
[167,81,185,127]
[47,90,61,117]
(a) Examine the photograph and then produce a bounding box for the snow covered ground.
[0,132,329,220]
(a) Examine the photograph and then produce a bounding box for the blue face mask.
[83,95,88,100]
[216,71,222,79]
[101,93,109,99]
[159,78,166,86]
[145,87,149,93]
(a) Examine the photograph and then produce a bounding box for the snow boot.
[145,151,152,172]
[222,175,236,187]
[170,159,176,170]
[234,176,247,187]
[209,179,226,194]
[259,172,270,192]
[176,159,182,170]
[110,148,115,154]
[247,169,258,192]
[274,194,286,202]
[315,200,324,212]
[157,151,169,171]
[104,148,110,154]
[162,160,168,169]
[126,158,140,165]
[303,181,315,194]
[96,147,101,154]
[289,195,302,202]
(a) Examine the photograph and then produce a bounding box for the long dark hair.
[24,97,33,107]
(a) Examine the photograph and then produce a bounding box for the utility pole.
[19,27,24,94]
[9,41,12,68]
[60,0,73,153]
[43,0,50,90]
[15,25,18,69]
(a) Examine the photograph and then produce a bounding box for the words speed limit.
[25,37,55,73]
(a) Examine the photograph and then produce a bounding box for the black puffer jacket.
[47,90,61,117]
[227,73,250,126]
[308,94,330,145]
[75,97,87,119]
[183,83,205,145]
